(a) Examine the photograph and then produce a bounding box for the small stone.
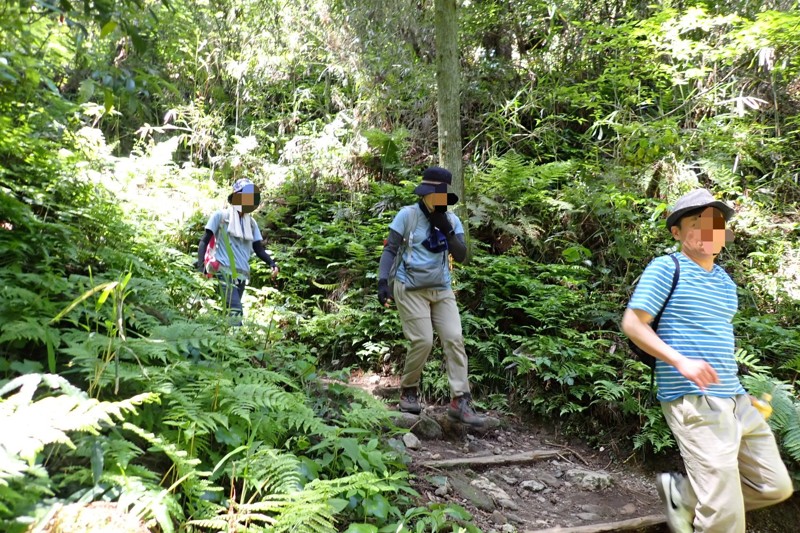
[402,432,421,450]
[468,440,486,453]
[538,472,562,487]
[471,476,519,511]
[621,503,637,515]
[577,512,601,521]
[431,453,441,459]
[434,485,449,496]
[520,479,546,492]
[565,469,613,491]
[427,476,448,488]
[500,474,517,485]
[579,504,605,514]
[490,510,508,525]
[505,512,526,525]
[368,374,381,384]
[450,473,495,511]
[501,524,516,533]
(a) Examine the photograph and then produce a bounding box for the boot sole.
[399,404,421,414]
[448,410,486,427]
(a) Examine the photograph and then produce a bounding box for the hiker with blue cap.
[196,178,278,325]
[622,188,791,533]
[377,166,485,426]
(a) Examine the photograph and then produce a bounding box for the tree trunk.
[434,0,469,254]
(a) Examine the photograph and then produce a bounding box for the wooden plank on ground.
[523,513,666,533]
[420,449,563,469]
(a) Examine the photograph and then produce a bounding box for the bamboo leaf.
[52,281,118,323]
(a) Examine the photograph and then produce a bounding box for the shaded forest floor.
[348,372,800,533]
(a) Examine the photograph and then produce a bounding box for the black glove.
[429,211,453,235]
[378,279,391,306]
[195,260,204,273]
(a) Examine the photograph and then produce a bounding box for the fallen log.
[420,449,564,469]
[523,513,665,533]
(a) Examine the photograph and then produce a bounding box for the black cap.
[413,166,458,204]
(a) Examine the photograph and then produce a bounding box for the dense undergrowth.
[2,0,800,531]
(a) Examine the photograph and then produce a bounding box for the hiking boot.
[656,472,694,533]
[448,393,486,427]
[399,388,421,414]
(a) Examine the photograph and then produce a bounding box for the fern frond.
[0,374,157,471]
[241,446,302,495]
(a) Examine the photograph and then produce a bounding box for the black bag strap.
[647,253,681,399]
[651,254,681,331]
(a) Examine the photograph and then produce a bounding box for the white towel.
[226,206,254,241]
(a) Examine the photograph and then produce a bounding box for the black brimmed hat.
[413,166,459,204]
[666,188,734,229]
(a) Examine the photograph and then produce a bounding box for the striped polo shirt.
[628,253,745,402]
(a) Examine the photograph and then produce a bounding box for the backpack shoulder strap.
[645,253,681,402]
[400,205,419,262]
[445,211,457,229]
[651,254,681,329]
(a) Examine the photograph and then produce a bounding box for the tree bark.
[434,0,469,254]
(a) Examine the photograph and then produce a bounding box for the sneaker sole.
[656,474,692,533]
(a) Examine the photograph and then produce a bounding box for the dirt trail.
[349,372,800,533]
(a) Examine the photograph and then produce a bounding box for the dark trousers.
[216,273,246,326]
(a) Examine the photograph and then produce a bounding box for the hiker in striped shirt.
[621,189,792,533]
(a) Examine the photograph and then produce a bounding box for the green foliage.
[0,373,158,530]
[3,0,800,529]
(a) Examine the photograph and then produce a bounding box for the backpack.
[203,231,221,278]
[627,253,680,397]
[387,205,456,296]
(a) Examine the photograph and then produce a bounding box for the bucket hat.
[666,188,734,229]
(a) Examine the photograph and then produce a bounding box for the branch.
[420,449,563,469]
[522,514,665,533]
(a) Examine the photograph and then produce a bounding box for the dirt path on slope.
[349,371,800,533]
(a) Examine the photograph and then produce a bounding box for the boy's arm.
[196,229,213,271]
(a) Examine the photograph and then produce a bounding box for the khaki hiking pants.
[662,394,793,533]
[393,282,470,398]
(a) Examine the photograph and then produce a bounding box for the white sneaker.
[656,472,694,533]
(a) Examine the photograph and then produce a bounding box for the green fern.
[188,471,406,533]
[741,377,800,468]
[0,374,157,470]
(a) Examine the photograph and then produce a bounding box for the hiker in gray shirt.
[378,167,484,426]
[197,178,278,325]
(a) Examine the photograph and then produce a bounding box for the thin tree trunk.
[434,0,470,256]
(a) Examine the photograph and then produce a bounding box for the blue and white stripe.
[628,254,745,402]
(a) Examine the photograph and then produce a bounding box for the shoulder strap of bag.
[400,204,419,264]
[647,253,681,399]
[651,254,681,330]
